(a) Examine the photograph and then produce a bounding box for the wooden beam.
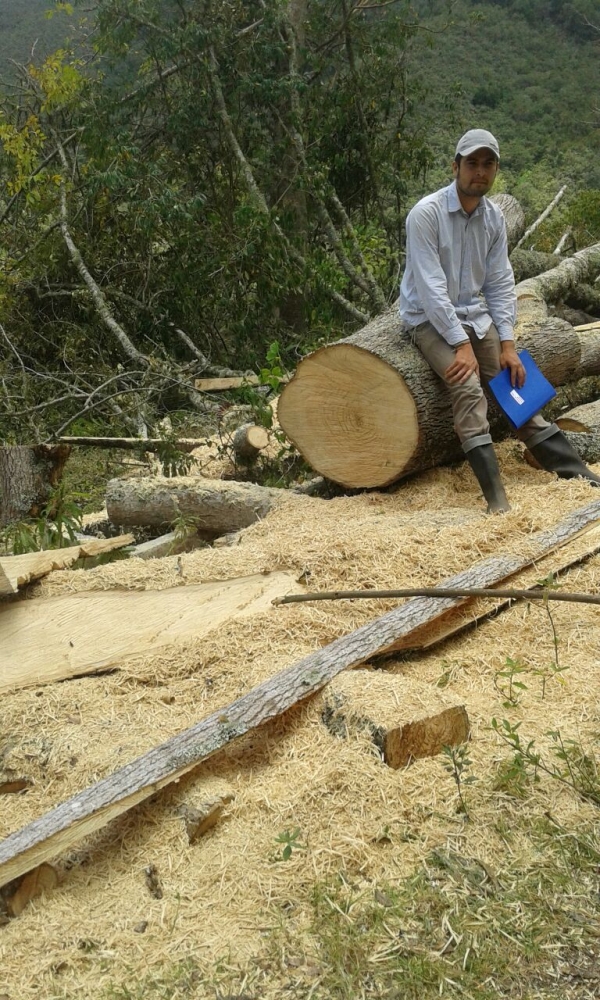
[0,535,134,597]
[194,375,261,391]
[574,322,600,333]
[57,437,205,452]
[2,498,600,888]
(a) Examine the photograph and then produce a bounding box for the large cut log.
[106,475,297,530]
[278,312,600,488]
[0,445,71,527]
[490,193,525,250]
[1,498,599,889]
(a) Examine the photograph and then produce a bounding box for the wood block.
[321,670,469,768]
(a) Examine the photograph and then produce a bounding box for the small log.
[321,670,469,767]
[0,445,71,527]
[0,534,134,597]
[232,423,270,463]
[1,497,600,889]
[106,475,296,531]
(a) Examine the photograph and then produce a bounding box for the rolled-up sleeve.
[406,205,469,346]
[482,220,517,341]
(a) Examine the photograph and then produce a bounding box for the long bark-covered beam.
[2,497,600,889]
[510,249,565,284]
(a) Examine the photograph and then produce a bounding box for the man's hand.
[445,341,479,385]
[500,341,525,388]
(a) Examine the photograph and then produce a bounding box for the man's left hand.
[500,342,525,388]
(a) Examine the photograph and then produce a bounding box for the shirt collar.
[447,180,485,217]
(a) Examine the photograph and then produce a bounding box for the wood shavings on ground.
[2,442,600,999]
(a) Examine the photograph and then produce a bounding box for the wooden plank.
[1,498,600,888]
[194,375,260,391]
[574,322,600,333]
[0,571,302,694]
[0,535,134,597]
[58,437,204,452]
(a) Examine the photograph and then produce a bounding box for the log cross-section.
[2,498,600,889]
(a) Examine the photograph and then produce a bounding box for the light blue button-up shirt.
[399,181,516,346]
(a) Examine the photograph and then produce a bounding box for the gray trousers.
[411,321,555,452]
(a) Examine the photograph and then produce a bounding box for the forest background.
[0,0,599,448]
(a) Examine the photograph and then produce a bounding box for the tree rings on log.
[278,342,418,487]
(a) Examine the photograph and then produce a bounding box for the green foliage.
[492,718,600,807]
[272,827,306,862]
[0,482,82,554]
[441,742,477,817]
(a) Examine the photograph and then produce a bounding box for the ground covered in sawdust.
[2,442,600,999]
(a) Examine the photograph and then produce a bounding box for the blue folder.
[488,349,556,429]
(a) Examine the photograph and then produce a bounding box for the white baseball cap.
[455,129,500,159]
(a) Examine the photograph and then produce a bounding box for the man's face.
[452,148,499,198]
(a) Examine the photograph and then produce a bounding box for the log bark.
[490,193,525,250]
[278,311,600,488]
[106,475,296,530]
[565,283,600,317]
[2,497,599,889]
[513,184,568,251]
[510,249,565,284]
[0,445,71,527]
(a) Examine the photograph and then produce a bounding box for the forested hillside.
[0,0,74,71]
[0,0,599,446]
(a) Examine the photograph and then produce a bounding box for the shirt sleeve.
[482,216,517,341]
[406,205,469,346]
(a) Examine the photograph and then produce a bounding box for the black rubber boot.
[465,444,511,513]
[528,430,600,486]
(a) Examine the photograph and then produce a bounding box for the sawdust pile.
[2,442,600,999]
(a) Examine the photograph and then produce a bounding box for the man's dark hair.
[454,151,499,165]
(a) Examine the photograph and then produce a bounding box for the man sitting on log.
[400,128,600,512]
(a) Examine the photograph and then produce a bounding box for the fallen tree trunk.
[106,475,297,530]
[515,242,600,331]
[0,445,71,527]
[2,497,599,889]
[490,193,525,250]
[278,313,600,488]
[564,283,600,318]
[510,249,565,284]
